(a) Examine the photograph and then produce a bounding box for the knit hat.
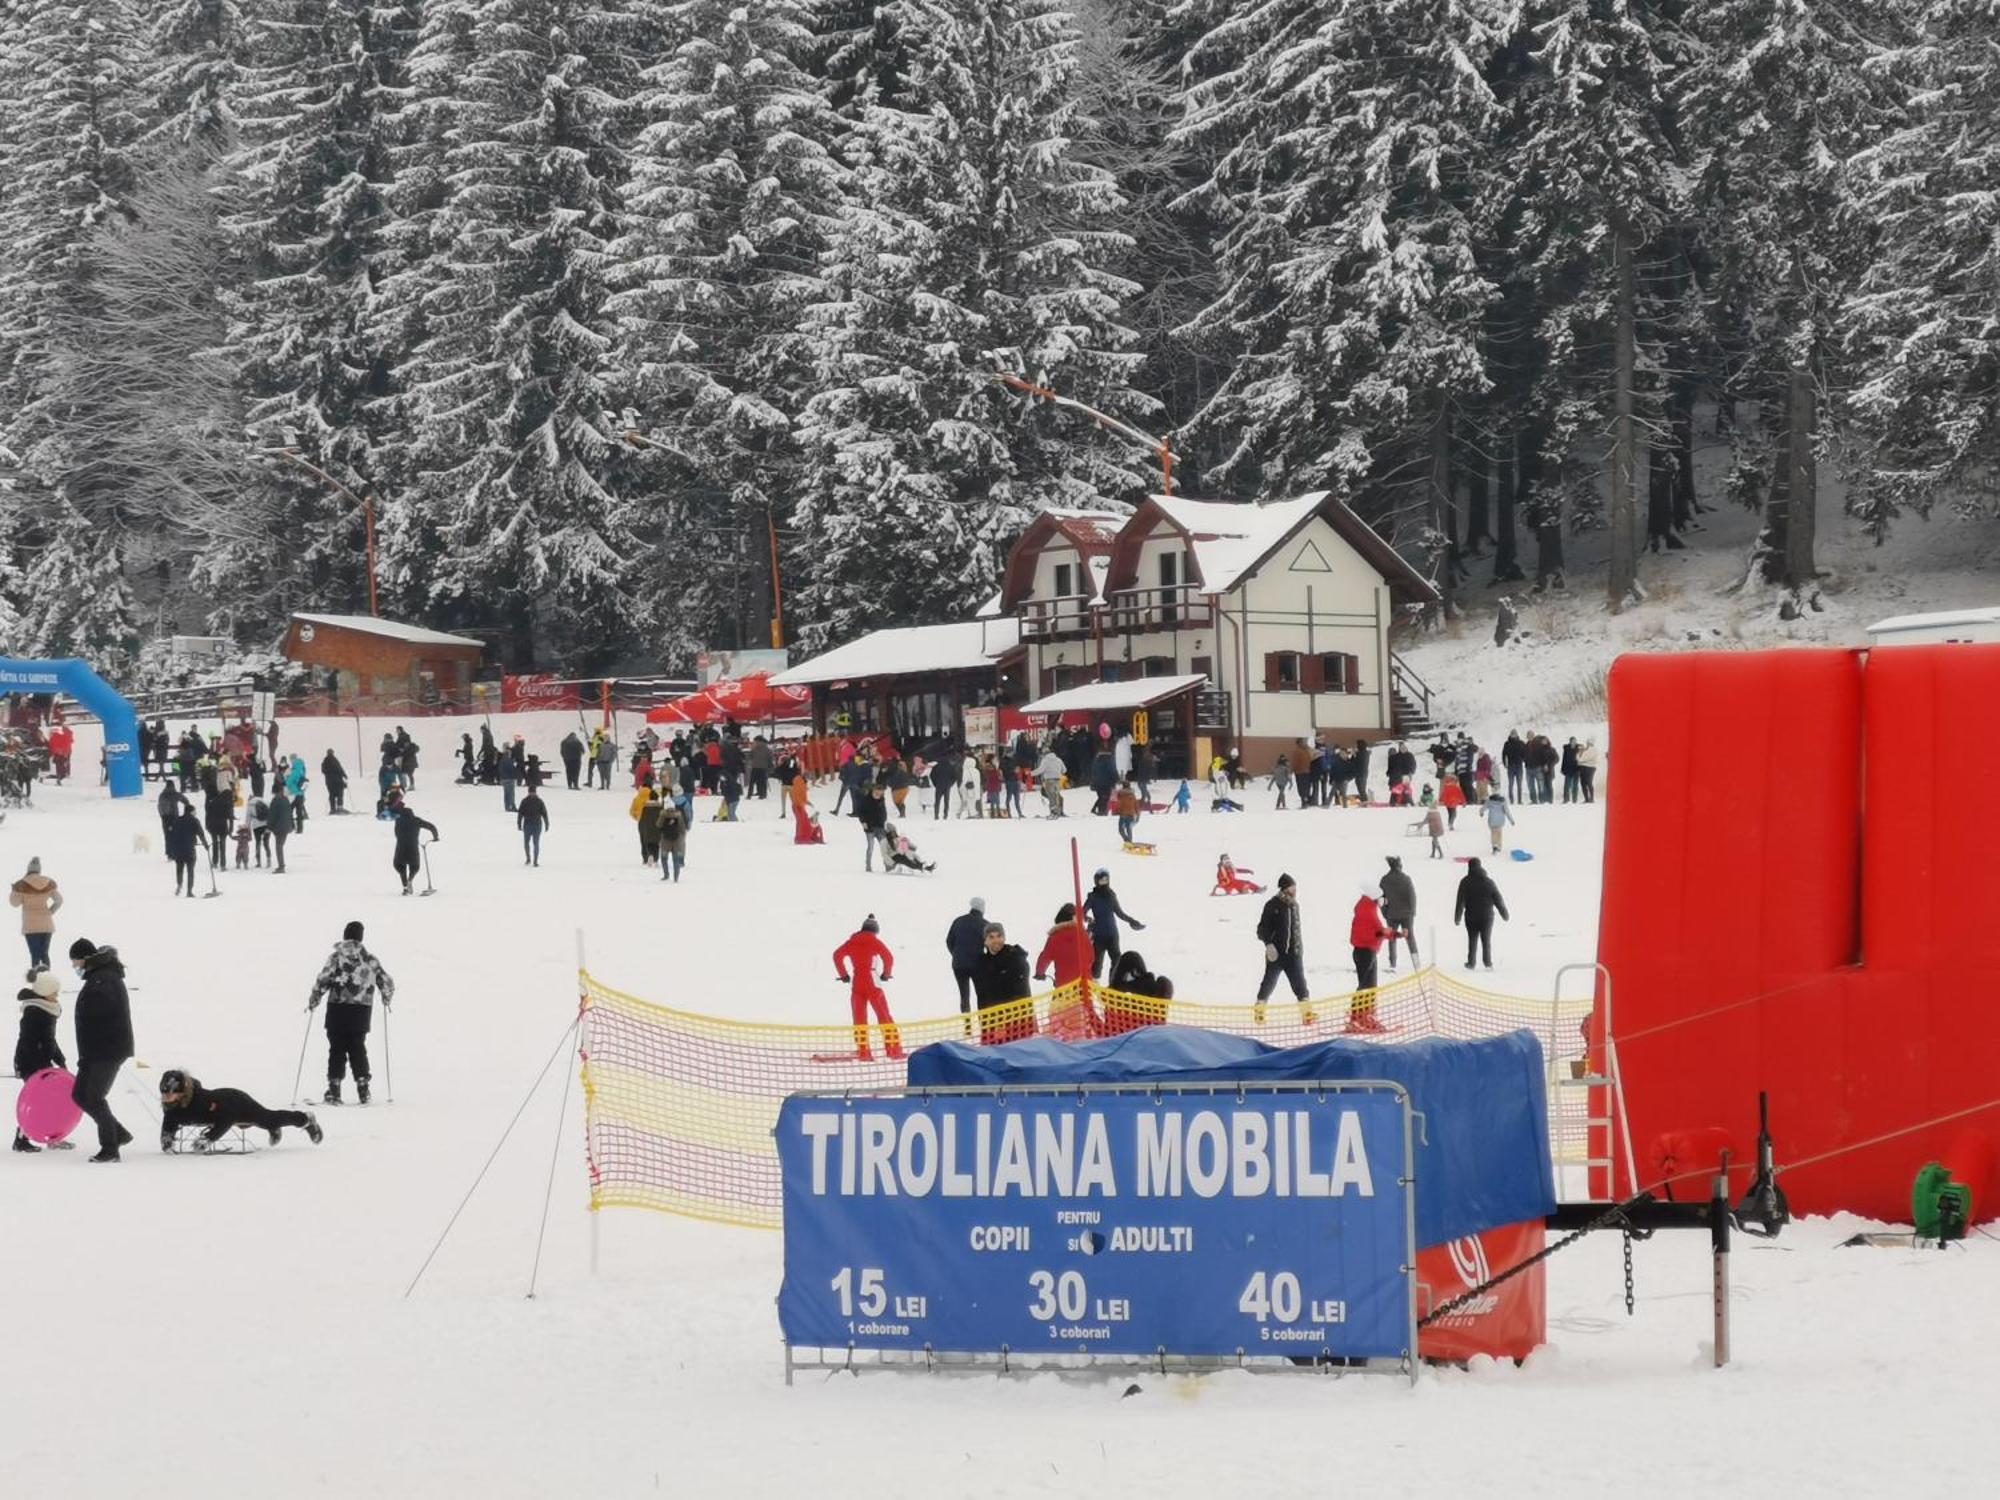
[970,897,986,913]
[1385,855,1402,870]
[25,856,40,875]
[68,938,96,961]
[30,970,59,999]
[862,914,880,934]
[1277,873,1296,891]
[343,921,364,942]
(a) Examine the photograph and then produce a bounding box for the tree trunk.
[1429,400,1456,617]
[1464,427,1490,554]
[1783,362,1817,593]
[1670,376,1699,524]
[1607,230,1640,610]
[1518,428,1564,590]
[1754,382,1792,583]
[1492,441,1523,583]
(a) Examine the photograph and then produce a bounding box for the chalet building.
[767,618,1023,746]
[1006,494,1437,772]
[768,493,1435,775]
[282,614,486,713]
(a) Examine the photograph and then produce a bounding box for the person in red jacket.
[1439,774,1467,829]
[1033,903,1089,989]
[46,723,74,784]
[1347,886,1393,1034]
[833,915,902,1061]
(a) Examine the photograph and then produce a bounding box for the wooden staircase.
[1389,652,1436,738]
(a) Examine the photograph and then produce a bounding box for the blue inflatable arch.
[0,656,143,798]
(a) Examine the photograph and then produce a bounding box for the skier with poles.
[386,791,439,895]
[308,920,395,1105]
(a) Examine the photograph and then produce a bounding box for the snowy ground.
[5,712,1985,1495]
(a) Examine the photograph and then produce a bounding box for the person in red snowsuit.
[1346,888,1393,1034]
[46,723,74,784]
[833,915,902,1060]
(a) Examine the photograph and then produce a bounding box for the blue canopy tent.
[0,657,143,798]
[909,1027,1557,1249]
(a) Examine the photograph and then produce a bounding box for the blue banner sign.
[777,1083,1415,1361]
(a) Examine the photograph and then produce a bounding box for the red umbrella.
[646,672,811,727]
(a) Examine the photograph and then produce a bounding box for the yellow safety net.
[578,967,1592,1230]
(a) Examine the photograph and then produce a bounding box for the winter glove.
[1133,922,1147,931]
[1264,943,1278,963]
[307,996,319,1010]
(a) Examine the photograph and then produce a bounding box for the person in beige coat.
[9,857,62,971]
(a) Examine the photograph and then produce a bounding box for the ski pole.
[421,840,436,895]
[384,1002,394,1104]
[291,1007,313,1105]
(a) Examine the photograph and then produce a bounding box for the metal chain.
[1622,1230,1635,1317]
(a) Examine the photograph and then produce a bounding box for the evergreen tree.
[1177,0,1509,615]
[1500,0,1689,605]
[0,0,145,542]
[13,503,142,678]
[793,0,1147,650]
[142,0,246,148]
[1844,0,1998,534]
[217,0,420,629]
[396,0,647,667]
[1681,0,1904,606]
[613,0,851,657]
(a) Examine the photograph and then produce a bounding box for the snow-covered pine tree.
[0,0,145,547]
[12,502,142,679]
[141,0,245,149]
[793,0,1147,650]
[812,0,910,118]
[1843,0,1999,535]
[217,0,421,632]
[1681,0,1907,609]
[397,0,647,668]
[1500,0,1689,608]
[612,0,851,659]
[1176,0,1509,616]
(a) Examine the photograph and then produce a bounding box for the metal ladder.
[1548,963,1638,1201]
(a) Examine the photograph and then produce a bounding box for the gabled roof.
[1104,494,1438,604]
[1020,674,1208,716]
[290,613,485,651]
[767,618,1022,688]
[999,506,1130,610]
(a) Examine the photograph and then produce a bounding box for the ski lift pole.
[1712,1150,1732,1369]
[997,374,1177,495]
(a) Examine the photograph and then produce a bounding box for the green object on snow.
[1912,1161,1972,1241]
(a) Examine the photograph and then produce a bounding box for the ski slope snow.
[3,712,1987,1495]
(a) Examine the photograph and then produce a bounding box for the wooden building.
[282,614,486,713]
[767,618,1022,745]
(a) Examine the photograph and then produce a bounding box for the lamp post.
[623,430,786,650]
[270,448,379,617]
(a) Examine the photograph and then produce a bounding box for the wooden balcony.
[1109,585,1213,633]
[1018,595,1095,641]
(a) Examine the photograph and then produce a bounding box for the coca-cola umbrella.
[646,672,812,727]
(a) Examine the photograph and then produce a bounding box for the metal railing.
[1109,585,1213,632]
[1017,596,1096,640]
[1389,650,1433,724]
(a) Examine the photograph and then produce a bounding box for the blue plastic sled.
[1509,848,1534,861]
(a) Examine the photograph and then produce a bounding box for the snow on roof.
[1868,607,2000,635]
[1152,493,1329,595]
[291,614,484,650]
[976,590,1005,619]
[1020,674,1209,716]
[768,618,1023,687]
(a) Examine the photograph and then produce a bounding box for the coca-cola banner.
[501,674,582,713]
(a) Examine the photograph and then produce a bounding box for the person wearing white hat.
[12,969,65,1153]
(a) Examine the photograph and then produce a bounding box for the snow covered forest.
[0,0,1993,675]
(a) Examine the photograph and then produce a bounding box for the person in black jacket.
[559,731,585,790]
[972,923,1033,1044]
[12,970,65,1152]
[1454,857,1510,969]
[266,781,294,873]
[855,778,891,870]
[156,779,189,853]
[517,789,550,866]
[1501,731,1527,803]
[388,795,440,894]
[203,786,235,869]
[1254,874,1312,1024]
[165,805,208,896]
[1083,869,1146,979]
[322,749,350,814]
[944,897,988,1016]
[157,1068,321,1150]
[67,939,133,1162]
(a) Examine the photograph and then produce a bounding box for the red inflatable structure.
[1598,645,2000,1221]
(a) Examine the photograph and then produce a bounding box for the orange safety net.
[578,967,1592,1229]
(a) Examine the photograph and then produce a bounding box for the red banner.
[1415,1220,1546,1364]
[501,674,581,713]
